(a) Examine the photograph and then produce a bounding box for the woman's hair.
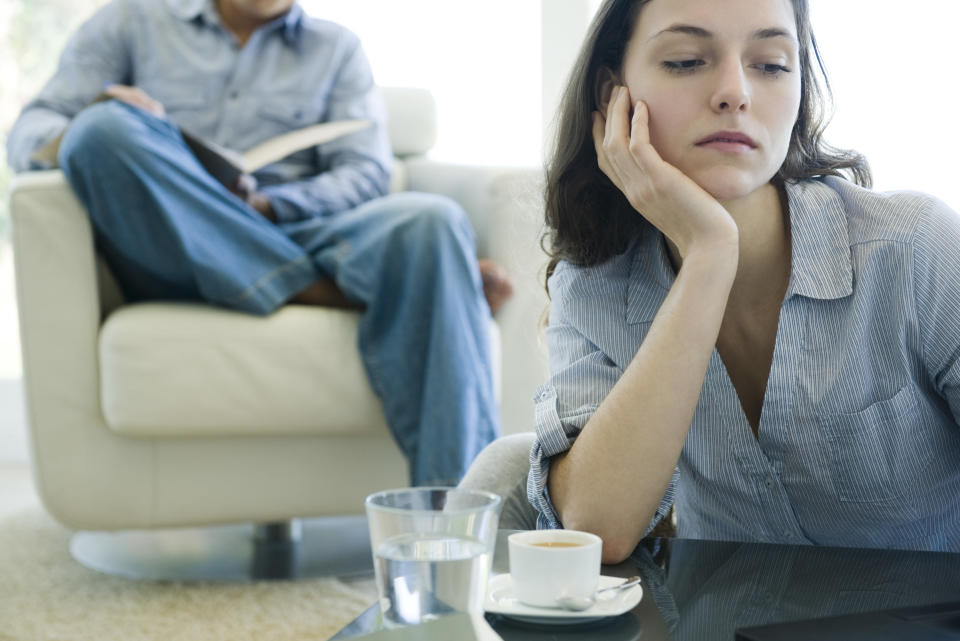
[543,0,872,278]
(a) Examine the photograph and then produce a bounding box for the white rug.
[0,507,378,641]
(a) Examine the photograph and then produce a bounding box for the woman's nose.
[710,61,750,113]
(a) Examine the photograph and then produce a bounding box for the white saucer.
[484,573,643,625]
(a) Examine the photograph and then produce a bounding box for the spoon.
[555,575,642,611]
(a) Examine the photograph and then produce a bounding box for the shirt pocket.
[257,95,324,130]
[138,77,211,112]
[818,385,931,503]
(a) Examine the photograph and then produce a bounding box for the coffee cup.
[507,530,602,608]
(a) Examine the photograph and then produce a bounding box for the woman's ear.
[594,66,620,112]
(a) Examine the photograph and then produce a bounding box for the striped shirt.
[529,176,960,552]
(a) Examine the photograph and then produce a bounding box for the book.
[31,93,371,188]
[179,119,370,188]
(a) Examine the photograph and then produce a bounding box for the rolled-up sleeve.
[260,37,391,222]
[527,263,625,529]
[6,1,132,171]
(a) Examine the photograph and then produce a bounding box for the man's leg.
[58,100,317,314]
[283,192,501,485]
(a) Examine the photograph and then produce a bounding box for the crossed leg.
[291,259,514,314]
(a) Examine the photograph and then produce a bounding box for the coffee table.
[331,531,960,640]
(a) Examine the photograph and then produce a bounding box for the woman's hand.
[593,85,737,259]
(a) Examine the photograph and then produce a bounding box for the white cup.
[507,530,602,608]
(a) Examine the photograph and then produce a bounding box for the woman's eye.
[755,63,791,76]
[661,59,705,74]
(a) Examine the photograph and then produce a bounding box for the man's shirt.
[5,0,392,223]
[530,176,960,553]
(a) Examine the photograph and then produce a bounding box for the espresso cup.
[507,530,602,608]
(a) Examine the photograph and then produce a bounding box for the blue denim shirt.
[5,0,391,223]
[530,176,960,552]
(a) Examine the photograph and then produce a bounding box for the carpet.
[0,507,378,641]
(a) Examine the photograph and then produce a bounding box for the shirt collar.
[165,0,304,44]
[625,178,854,325]
[783,178,854,301]
[276,4,304,43]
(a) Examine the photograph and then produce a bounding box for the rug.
[0,507,378,641]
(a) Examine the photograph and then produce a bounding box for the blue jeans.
[58,100,500,485]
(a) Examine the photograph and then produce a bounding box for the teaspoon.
[555,575,642,611]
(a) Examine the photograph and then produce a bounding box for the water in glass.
[374,533,490,627]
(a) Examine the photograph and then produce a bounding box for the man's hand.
[103,84,166,118]
[247,192,277,222]
[232,173,277,223]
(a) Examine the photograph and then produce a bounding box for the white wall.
[302,0,543,166]
[0,247,24,462]
[0,380,26,463]
[540,0,594,157]
[811,0,960,212]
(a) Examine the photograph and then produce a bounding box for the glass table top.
[331,531,960,640]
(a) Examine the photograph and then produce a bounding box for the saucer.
[484,573,643,625]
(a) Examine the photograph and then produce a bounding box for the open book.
[31,94,371,188]
[178,119,370,187]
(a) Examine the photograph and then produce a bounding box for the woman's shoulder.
[546,237,656,365]
[818,176,957,244]
[548,238,640,301]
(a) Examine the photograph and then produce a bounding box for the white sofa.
[10,88,548,544]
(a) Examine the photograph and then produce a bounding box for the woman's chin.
[691,169,770,204]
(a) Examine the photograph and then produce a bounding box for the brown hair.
[543,0,871,279]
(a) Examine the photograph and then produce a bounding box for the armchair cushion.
[99,302,500,438]
[100,303,383,437]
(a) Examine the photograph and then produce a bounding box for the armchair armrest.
[11,170,157,526]
[405,159,549,435]
[11,170,101,398]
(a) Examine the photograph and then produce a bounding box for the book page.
[240,119,371,172]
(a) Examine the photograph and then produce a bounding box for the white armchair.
[10,87,548,579]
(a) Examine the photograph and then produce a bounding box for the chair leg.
[69,516,373,581]
[254,520,303,544]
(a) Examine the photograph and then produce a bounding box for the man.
[7,0,509,485]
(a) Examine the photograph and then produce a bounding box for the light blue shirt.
[5,0,392,223]
[530,176,960,552]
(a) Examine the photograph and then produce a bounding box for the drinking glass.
[365,487,502,628]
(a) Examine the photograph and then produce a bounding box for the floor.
[0,461,38,518]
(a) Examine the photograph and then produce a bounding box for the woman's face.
[620,0,802,202]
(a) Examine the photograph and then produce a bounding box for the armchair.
[10,87,548,579]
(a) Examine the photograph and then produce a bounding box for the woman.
[531,0,960,563]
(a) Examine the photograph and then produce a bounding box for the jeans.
[58,100,500,485]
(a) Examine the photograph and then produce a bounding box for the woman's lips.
[695,131,757,153]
